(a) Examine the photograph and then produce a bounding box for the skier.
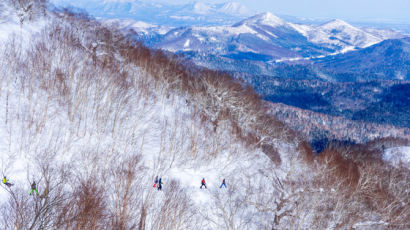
[29,181,39,195]
[2,176,13,187]
[157,177,163,191]
[219,178,226,188]
[153,176,159,188]
[200,178,207,189]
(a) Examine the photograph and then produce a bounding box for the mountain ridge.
[50,0,255,26]
[121,11,404,65]
[317,37,410,80]
[234,12,285,27]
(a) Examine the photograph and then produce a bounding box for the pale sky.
[155,0,410,22]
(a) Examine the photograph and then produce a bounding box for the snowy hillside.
[361,27,404,40]
[317,37,410,81]
[313,19,381,48]
[234,12,285,27]
[0,1,409,229]
[0,1,308,228]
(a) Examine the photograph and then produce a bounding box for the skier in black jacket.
[158,178,163,191]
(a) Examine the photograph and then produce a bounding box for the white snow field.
[384,146,410,169]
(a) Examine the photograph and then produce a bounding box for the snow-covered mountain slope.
[50,0,255,26]
[0,2,308,229]
[0,2,408,229]
[234,12,286,27]
[362,27,405,40]
[295,19,406,50]
[314,19,381,48]
[317,37,410,80]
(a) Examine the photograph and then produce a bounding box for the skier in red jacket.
[200,178,207,189]
[153,176,159,188]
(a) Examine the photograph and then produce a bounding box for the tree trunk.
[138,205,146,230]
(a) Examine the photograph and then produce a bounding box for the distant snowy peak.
[103,18,170,35]
[319,19,368,38]
[234,12,285,27]
[320,19,355,30]
[217,2,253,16]
[308,19,383,48]
[183,2,253,17]
[191,2,212,15]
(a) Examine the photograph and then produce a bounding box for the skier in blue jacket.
[219,178,227,188]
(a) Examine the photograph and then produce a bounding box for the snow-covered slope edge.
[0,1,408,229]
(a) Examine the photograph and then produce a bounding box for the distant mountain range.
[123,12,404,56]
[136,15,408,81]
[50,0,255,26]
[100,9,406,79]
[148,12,337,60]
[51,0,408,81]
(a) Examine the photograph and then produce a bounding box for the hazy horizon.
[50,0,410,31]
[150,0,410,23]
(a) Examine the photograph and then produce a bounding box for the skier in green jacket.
[29,181,39,195]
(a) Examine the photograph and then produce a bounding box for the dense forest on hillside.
[242,75,410,128]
